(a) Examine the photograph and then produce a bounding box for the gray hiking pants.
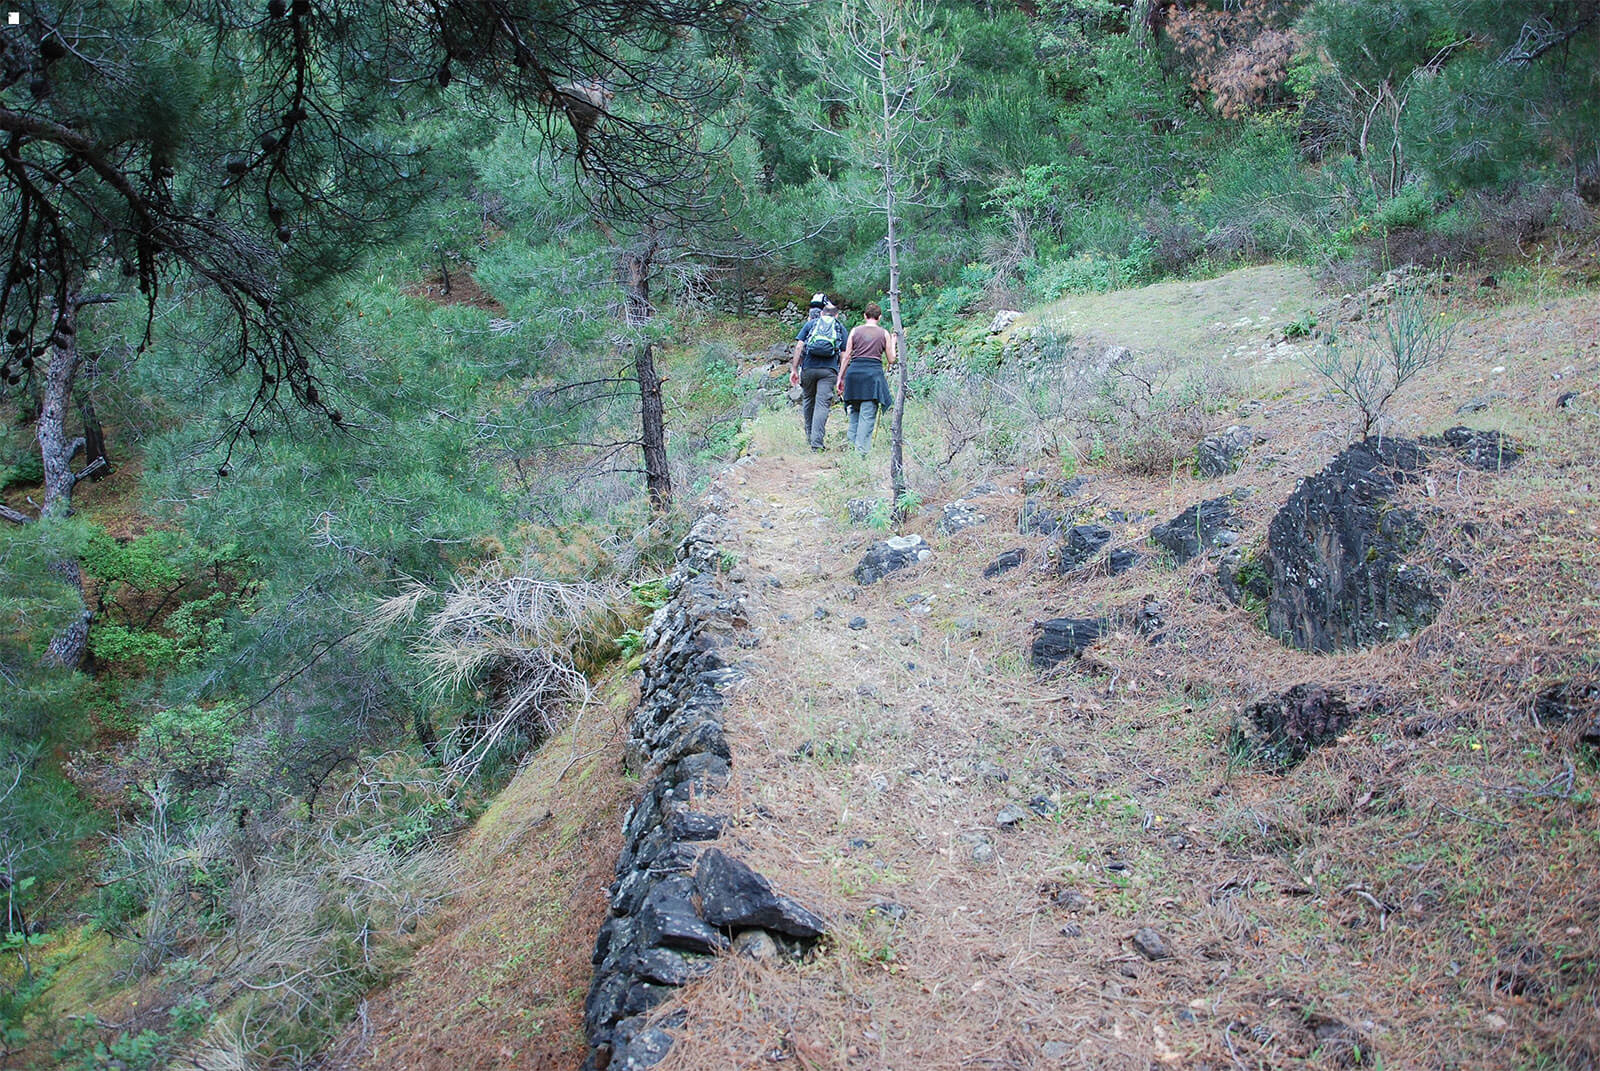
[846,401,880,454]
[800,366,836,450]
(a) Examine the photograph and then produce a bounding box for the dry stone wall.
[583,501,825,1071]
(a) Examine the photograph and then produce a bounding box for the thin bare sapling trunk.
[809,0,954,521]
[884,136,909,513]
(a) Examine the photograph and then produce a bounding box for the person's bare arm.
[790,339,803,386]
[836,329,856,390]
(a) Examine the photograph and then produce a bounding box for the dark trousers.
[800,366,836,449]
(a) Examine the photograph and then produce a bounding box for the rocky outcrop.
[1056,523,1113,572]
[988,309,1022,333]
[1264,439,1435,653]
[1195,425,1255,477]
[983,548,1026,579]
[1107,548,1143,576]
[937,501,989,534]
[584,509,825,1071]
[855,535,933,584]
[1430,426,1520,471]
[1217,547,1271,607]
[1031,617,1109,669]
[1020,497,1063,535]
[1149,493,1244,564]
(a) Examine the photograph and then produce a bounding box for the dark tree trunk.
[37,300,84,520]
[612,222,671,511]
[636,341,672,512]
[78,377,109,481]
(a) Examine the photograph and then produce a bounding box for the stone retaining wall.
[582,500,824,1071]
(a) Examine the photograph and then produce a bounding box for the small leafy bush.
[136,702,241,789]
[1376,183,1435,231]
[1080,351,1237,475]
[1284,311,1318,339]
[1306,274,1454,440]
[615,627,646,662]
[630,577,671,610]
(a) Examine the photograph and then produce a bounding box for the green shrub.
[0,451,42,490]
[630,577,671,610]
[1376,183,1435,231]
[136,702,241,789]
[1026,253,1118,298]
[90,622,182,670]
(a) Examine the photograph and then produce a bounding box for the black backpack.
[804,315,843,360]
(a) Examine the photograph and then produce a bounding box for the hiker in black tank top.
[835,302,897,454]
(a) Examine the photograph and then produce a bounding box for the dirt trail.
[657,443,1228,1069]
[641,277,1600,1066]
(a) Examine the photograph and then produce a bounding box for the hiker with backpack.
[789,297,848,451]
[834,302,896,454]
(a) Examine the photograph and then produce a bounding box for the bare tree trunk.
[612,222,673,511]
[33,293,99,668]
[876,35,911,519]
[636,341,672,511]
[38,298,86,520]
[886,176,910,517]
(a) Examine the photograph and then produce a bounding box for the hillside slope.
[355,266,1600,1069]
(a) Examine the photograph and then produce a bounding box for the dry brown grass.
[616,279,1599,1069]
[325,680,633,1071]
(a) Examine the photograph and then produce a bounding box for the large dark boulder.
[1265,439,1435,652]
[693,848,826,938]
[1150,493,1243,564]
[1233,684,1363,772]
[1031,617,1109,669]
